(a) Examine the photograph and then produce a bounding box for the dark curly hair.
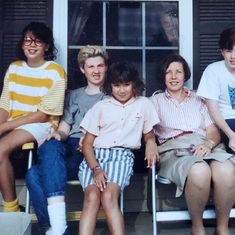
[157,54,191,89]
[218,27,235,50]
[17,21,57,61]
[102,62,145,97]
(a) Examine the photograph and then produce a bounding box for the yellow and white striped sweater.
[0,60,66,130]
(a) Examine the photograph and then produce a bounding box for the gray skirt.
[158,133,235,197]
[78,147,135,190]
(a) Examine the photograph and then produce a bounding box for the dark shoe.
[19,205,25,212]
[63,227,71,235]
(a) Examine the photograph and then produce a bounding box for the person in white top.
[78,62,159,235]
[197,27,235,153]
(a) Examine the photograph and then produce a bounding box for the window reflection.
[146,2,178,46]
[108,49,142,71]
[68,2,102,45]
[107,2,142,46]
[68,2,179,47]
[68,1,179,94]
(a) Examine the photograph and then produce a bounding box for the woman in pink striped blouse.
[150,54,235,235]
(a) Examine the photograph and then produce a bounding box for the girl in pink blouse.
[78,62,159,235]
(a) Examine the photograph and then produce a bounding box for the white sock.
[47,202,67,235]
[45,228,52,235]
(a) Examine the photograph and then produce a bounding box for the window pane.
[146,2,179,46]
[68,1,179,94]
[68,2,102,45]
[107,2,142,46]
[108,49,142,72]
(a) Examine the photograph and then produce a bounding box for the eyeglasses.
[23,38,44,47]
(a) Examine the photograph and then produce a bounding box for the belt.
[168,131,193,140]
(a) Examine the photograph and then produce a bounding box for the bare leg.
[185,162,211,235]
[0,154,16,202]
[101,183,124,235]
[0,130,35,202]
[79,185,101,235]
[211,160,235,235]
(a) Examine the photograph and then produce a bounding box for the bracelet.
[91,165,101,174]
[205,138,215,148]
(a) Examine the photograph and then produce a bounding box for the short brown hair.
[157,54,191,89]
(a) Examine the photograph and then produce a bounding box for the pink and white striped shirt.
[149,88,214,144]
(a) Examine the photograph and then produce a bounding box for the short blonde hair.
[77,45,109,68]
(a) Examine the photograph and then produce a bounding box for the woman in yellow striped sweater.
[0,21,66,213]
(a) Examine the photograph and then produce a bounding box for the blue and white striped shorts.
[78,147,135,190]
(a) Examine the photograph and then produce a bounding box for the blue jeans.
[220,119,235,153]
[25,138,83,228]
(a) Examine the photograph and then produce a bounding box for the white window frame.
[53,0,193,88]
